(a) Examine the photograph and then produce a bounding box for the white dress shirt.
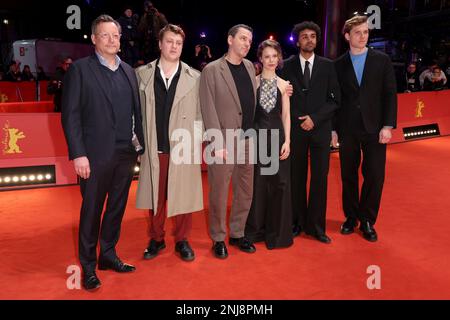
[299,53,315,75]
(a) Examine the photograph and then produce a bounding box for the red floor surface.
[1,136,450,300]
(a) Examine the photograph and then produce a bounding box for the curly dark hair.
[292,21,321,43]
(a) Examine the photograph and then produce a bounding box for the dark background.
[1,0,450,69]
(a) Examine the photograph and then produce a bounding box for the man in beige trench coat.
[136,24,203,262]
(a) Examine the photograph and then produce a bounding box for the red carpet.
[1,136,450,299]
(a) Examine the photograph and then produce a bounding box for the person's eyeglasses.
[97,33,121,41]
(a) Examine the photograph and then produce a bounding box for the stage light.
[134,166,140,173]
[0,165,56,188]
[200,32,206,38]
[289,35,294,42]
[403,124,440,140]
[3,19,8,25]
[83,34,88,39]
[269,35,274,40]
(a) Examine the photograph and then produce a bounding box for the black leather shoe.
[341,217,358,235]
[359,221,378,242]
[98,257,136,273]
[82,272,101,291]
[212,241,228,259]
[175,240,195,262]
[143,239,166,260]
[315,234,332,244]
[292,225,302,237]
[229,237,256,253]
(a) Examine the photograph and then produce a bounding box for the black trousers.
[291,129,331,236]
[339,130,386,225]
[78,147,137,273]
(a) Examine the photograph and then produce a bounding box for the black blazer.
[61,55,145,162]
[334,48,397,134]
[278,54,340,137]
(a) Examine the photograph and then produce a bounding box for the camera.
[199,45,208,56]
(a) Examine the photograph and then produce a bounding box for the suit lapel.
[289,56,305,90]
[310,56,321,85]
[172,63,195,109]
[243,59,257,101]
[344,52,360,90]
[359,48,372,89]
[121,62,139,110]
[219,56,242,112]
[88,55,113,107]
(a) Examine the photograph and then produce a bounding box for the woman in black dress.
[245,40,293,249]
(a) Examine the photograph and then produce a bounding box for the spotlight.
[200,31,206,38]
[289,35,294,42]
[3,19,8,25]
[134,166,140,173]
[83,34,88,39]
[403,124,440,140]
[0,165,56,188]
[269,35,274,40]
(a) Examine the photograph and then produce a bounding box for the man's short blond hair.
[342,15,368,35]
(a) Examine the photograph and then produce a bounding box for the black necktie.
[304,60,311,89]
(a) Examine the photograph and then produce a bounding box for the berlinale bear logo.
[415,99,425,118]
[2,121,26,154]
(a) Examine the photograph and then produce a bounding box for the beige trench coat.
[135,60,204,217]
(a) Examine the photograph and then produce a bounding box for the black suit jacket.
[61,55,145,162]
[334,48,397,134]
[278,54,340,138]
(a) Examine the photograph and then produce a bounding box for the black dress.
[245,78,293,249]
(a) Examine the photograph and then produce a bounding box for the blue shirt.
[350,49,368,86]
[95,51,121,71]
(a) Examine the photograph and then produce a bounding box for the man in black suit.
[333,15,397,242]
[278,21,340,244]
[61,15,145,290]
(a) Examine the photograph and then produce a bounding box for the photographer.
[423,66,447,91]
[47,57,72,112]
[193,44,213,71]
[117,6,140,67]
[138,1,168,62]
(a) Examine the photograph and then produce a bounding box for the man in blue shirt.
[333,15,397,242]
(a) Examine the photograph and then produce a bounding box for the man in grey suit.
[200,24,257,259]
